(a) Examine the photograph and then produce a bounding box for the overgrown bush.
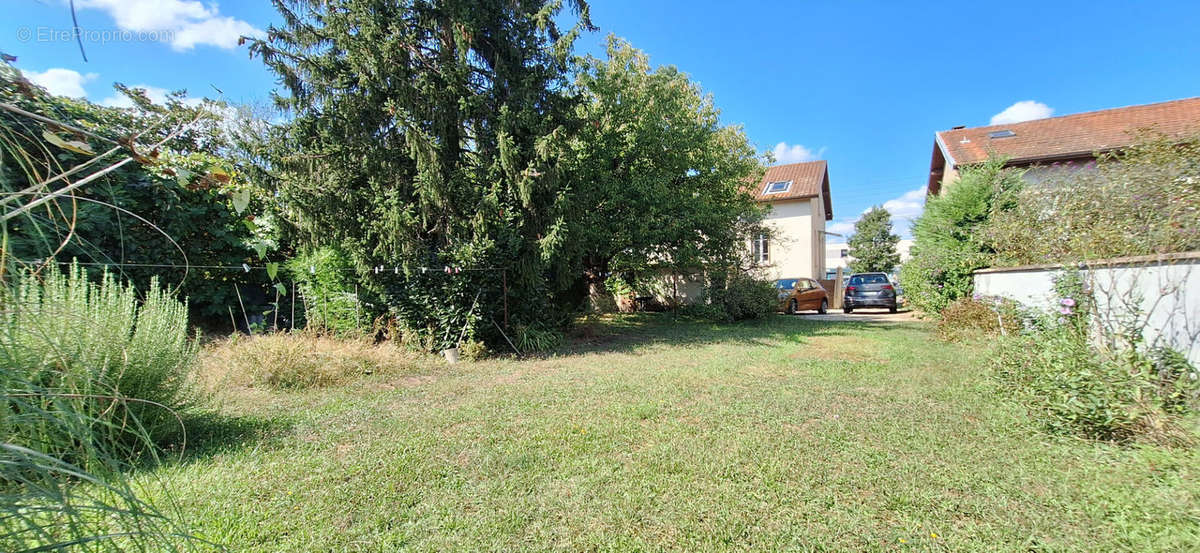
[993,271,1199,444]
[1,265,198,461]
[936,296,1021,341]
[987,132,1200,265]
[900,158,1023,315]
[686,273,776,322]
[199,332,414,390]
[288,246,367,335]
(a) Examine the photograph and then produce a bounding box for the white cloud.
[829,186,928,240]
[771,142,824,165]
[77,0,264,50]
[22,68,98,98]
[171,16,263,51]
[990,100,1054,125]
[826,219,857,237]
[100,84,202,108]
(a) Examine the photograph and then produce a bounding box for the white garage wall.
[974,253,1200,364]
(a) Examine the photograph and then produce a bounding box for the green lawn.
[157,315,1199,552]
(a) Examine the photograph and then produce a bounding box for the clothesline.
[17,259,508,274]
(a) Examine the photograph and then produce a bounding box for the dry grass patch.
[199,332,418,390]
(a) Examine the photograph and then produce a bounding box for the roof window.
[764,180,792,194]
[988,129,1016,138]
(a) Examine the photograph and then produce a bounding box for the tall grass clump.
[1,264,198,462]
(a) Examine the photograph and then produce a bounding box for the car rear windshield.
[849,274,889,285]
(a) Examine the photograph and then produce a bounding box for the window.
[840,249,849,258]
[763,180,792,194]
[752,233,769,263]
[988,129,1016,139]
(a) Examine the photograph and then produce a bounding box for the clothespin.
[444,265,451,274]
[310,265,315,274]
[242,263,251,273]
[393,266,399,274]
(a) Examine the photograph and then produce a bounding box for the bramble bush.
[987,132,1200,265]
[935,295,1022,342]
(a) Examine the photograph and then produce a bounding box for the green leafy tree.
[900,157,1023,315]
[249,0,594,344]
[847,206,900,273]
[560,37,764,305]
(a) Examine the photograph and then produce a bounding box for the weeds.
[199,332,416,390]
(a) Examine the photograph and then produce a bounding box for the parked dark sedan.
[843,272,898,313]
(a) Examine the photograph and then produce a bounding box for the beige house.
[927,96,1200,195]
[824,239,912,279]
[749,161,833,280]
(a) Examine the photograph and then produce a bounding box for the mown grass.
[152,314,1198,552]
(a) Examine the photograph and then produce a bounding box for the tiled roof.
[936,97,1200,167]
[751,160,832,219]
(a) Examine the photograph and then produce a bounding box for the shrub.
[986,132,1200,265]
[936,296,1021,341]
[993,271,1199,444]
[686,273,777,322]
[1,264,198,461]
[459,339,490,361]
[199,332,414,390]
[901,158,1023,315]
[288,246,366,335]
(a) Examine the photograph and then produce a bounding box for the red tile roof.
[936,97,1200,167]
[751,160,832,219]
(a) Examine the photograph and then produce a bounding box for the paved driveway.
[795,309,920,323]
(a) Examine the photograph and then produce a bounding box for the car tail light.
[845,286,856,294]
[882,284,893,291]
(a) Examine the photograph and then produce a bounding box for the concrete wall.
[760,198,818,279]
[974,253,1200,364]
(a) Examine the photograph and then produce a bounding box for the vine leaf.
[231,188,250,214]
[274,282,288,296]
[42,130,94,155]
[266,262,279,280]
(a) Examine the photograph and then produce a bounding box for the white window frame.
[752,233,769,263]
[763,180,792,194]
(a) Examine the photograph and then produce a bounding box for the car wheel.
[787,299,797,315]
[889,305,898,314]
[843,306,853,314]
[818,299,828,314]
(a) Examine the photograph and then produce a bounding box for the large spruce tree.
[250,0,593,341]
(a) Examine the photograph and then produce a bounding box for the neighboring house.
[927,96,1200,195]
[750,161,833,280]
[824,240,913,280]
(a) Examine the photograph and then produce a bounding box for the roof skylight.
[988,129,1016,138]
[764,180,792,194]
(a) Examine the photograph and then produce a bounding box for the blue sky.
[5,1,1200,237]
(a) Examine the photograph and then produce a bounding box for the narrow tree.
[848,206,900,273]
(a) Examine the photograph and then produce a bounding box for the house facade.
[824,239,913,280]
[750,161,833,280]
[927,97,1200,195]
